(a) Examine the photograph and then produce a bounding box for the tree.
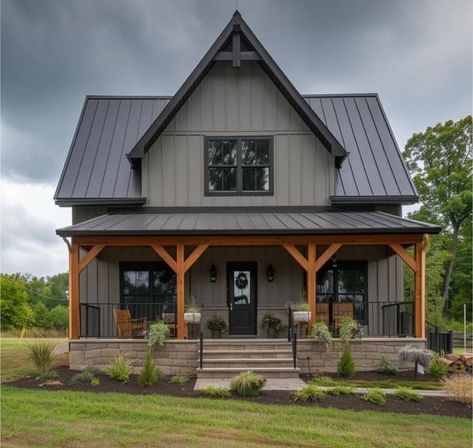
[403,116,472,310]
[0,274,34,330]
[48,305,69,330]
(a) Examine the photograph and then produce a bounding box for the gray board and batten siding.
[79,245,403,338]
[55,63,417,207]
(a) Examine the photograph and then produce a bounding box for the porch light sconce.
[209,265,217,283]
[266,264,275,282]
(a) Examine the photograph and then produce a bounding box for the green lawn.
[1,386,471,448]
[0,337,67,382]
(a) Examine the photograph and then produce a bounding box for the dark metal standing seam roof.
[56,210,441,237]
[54,93,417,205]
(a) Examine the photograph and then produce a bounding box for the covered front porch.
[64,232,429,341]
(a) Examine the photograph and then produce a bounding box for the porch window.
[120,262,176,321]
[316,261,368,324]
[205,137,273,195]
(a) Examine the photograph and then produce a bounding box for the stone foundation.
[296,338,426,373]
[69,338,425,375]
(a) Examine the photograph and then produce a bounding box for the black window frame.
[204,136,274,196]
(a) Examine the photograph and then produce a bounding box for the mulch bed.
[300,370,442,383]
[6,366,471,418]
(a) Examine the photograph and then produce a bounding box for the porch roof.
[56,208,441,237]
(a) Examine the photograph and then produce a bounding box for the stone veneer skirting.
[69,338,426,374]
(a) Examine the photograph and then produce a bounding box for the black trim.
[55,197,147,207]
[331,195,419,205]
[204,136,274,196]
[126,11,346,162]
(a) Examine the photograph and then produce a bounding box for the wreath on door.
[235,272,248,290]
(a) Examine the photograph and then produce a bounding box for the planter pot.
[184,312,201,324]
[211,330,223,339]
[293,311,311,324]
[265,328,280,338]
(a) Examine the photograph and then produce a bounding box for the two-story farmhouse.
[56,12,441,376]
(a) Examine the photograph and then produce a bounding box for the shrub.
[312,322,332,349]
[230,371,265,397]
[337,345,355,377]
[309,375,337,387]
[148,321,170,348]
[261,314,282,333]
[363,388,386,405]
[428,354,449,377]
[91,377,100,386]
[200,386,231,399]
[292,385,326,401]
[70,366,102,384]
[338,317,359,341]
[138,351,159,387]
[398,345,433,367]
[394,388,423,402]
[329,385,356,396]
[376,355,398,375]
[443,374,473,404]
[25,340,57,374]
[37,370,59,381]
[206,316,227,336]
[170,373,190,385]
[107,356,132,383]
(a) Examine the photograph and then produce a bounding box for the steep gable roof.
[126,11,347,165]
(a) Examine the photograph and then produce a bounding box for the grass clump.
[428,354,449,377]
[170,373,190,385]
[293,385,326,402]
[363,388,386,406]
[443,374,473,404]
[200,386,231,399]
[230,371,265,397]
[37,370,59,381]
[309,375,337,387]
[328,385,356,395]
[138,351,161,388]
[337,345,355,377]
[376,355,398,375]
[25,340,57,375]
[90,377,100,386]
[70,366,102,385]
[107,356,132,383]
[394,388,423,402]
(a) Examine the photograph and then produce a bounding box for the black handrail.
[199,319,203,369]
[291,328,297,368]
[287,307,293,342]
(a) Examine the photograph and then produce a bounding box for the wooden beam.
[307,243,317,331]
[176,244,186,339]
[389,243,417,272]
[73,233,426,247]
[184,244,209,273]
[151,245,178,272]
[414,235,427,338]
[69,243,80,339]
[314,243,342,272]
[78,244,105,273]
[281,243,308,271]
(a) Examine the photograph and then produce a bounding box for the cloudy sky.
[1,0,472,277]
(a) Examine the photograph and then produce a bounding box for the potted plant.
[292,291,311,324]
[184,295,201,325]
[261,314,282,338]
[206,316,227,338]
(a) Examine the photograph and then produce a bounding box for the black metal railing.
[79,302,176,338]
[287,306,297,367]
[426,321,453,354]
[199,319,204,369]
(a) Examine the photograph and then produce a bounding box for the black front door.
[227,262,257,335]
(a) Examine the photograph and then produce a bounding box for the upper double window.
[205,137,273,195]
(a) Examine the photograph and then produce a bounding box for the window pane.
[208,167,223,191]
[242,167,256,190]
[317,269,334,295]
[223,167,237,191]
[338,269,365,294]
[338,294,364,303]
[255,167,270,191]
[242,140,256,165]
[222,140,237,165]
[153,269,176,295]
[208,140,222,165]
[233,270,251,305]
[256,140,270,164]
[122,271,149,296]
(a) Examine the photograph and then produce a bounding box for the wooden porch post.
[176,244,186,339]
[69,243,80,339]
[307,243,316,330]
[415,235,427,338]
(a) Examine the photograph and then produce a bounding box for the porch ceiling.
[56,209,441,237]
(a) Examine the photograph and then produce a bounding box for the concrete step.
[197,367,300,379]
[200,349,293,359]
[202,358,295,368]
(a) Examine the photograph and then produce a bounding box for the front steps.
[197,339,300,379]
